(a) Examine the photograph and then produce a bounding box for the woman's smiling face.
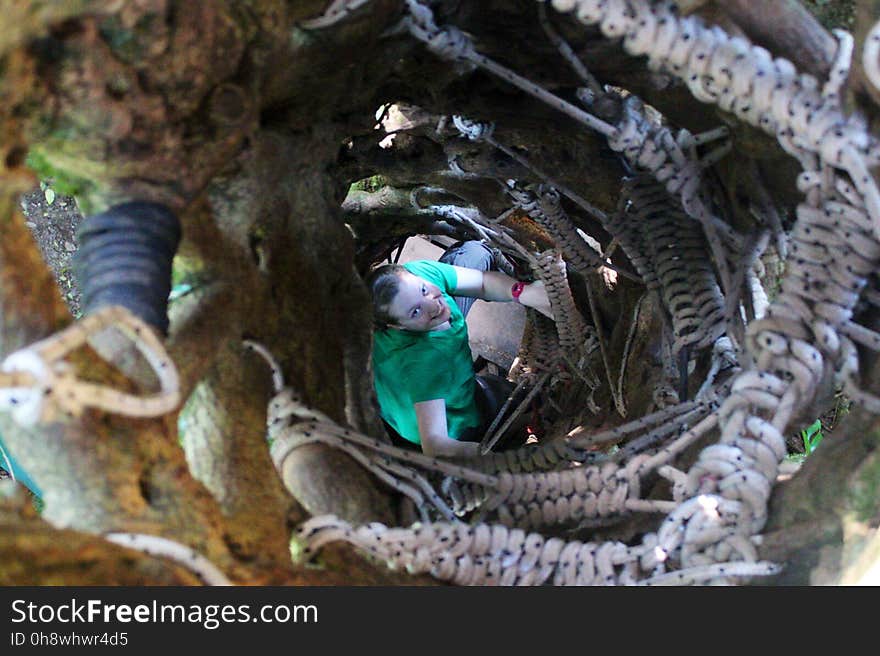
[386,270,451,331]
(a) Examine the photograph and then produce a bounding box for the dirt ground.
[18,183,84,317]
[0,184,83,482]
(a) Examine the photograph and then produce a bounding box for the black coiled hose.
[73,201,181,334]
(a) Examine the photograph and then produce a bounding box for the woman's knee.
[440,240,493,271]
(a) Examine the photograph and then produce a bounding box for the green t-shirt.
[372,260,481,444]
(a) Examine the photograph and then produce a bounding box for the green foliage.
[785,419,825,465]
[169,255,212,300]
[349,175,388,194]
[801,419,824,456]
[25,148,93,202]
[801,0,855,30]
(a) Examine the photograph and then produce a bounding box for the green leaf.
[809,429,824,452]
[800,419,823,455]
[800,419,824,455]
[44,187,55,205]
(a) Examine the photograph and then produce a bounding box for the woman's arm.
[414,399,481,458]
[450,265,554,319]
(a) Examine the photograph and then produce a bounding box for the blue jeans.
[438,240,496,318]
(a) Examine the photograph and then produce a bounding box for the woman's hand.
[518,280,555,320]
[415,399,482,458]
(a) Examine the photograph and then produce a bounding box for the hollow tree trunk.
[0,0,430,585]
[0,0,877,586]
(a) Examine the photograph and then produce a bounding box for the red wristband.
[511,281,526,302]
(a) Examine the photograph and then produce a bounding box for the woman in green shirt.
[367,242,553,458]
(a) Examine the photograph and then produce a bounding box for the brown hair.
[365,263,406,330]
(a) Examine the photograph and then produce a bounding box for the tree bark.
[718,0,837,81]
[1,0,878,586]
